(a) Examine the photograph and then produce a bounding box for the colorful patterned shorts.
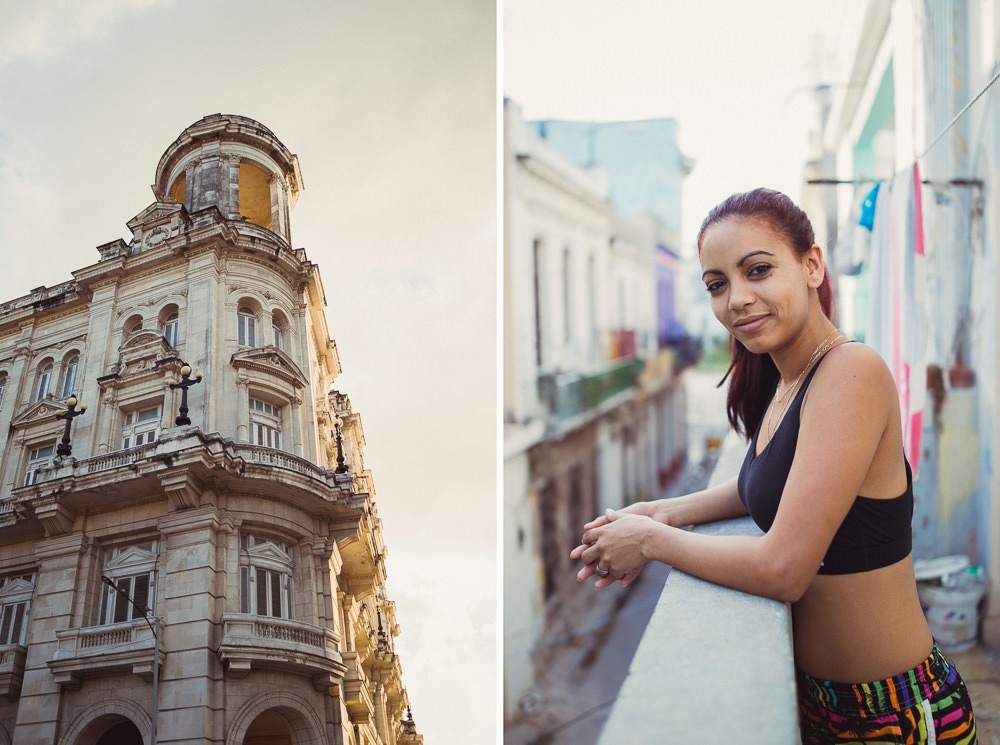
[797,644,977,744]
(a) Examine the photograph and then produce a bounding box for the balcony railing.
[0,643,27,697]
[598,434,799,744]
[538,358,644,423]
[48,618,163,687]
[217,613,345,687]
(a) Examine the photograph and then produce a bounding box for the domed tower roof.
[153,114,303,244]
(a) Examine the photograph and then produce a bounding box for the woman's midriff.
[791,554,934,683]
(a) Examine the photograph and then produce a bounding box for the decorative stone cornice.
[230,347,308,389]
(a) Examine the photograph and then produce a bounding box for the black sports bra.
[737,352,913,575]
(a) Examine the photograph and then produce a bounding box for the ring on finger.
[595,563,611,577]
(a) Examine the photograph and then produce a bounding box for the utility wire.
[918,65,1000,162]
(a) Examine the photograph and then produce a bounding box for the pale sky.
[0,1,496,742]
[504,0,854,252]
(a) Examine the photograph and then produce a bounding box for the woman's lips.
[732,315,769,334]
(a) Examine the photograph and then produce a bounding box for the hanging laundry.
[866,164,928,475]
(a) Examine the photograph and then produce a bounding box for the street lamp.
[55,395,87,457]
[334,416,348,474]
[166,365,203,426]
[101,575,159,745]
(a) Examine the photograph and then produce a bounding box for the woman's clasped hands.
[569,504,664,589]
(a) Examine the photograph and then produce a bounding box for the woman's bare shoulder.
[817,340,892,379]
[807,341,898,413]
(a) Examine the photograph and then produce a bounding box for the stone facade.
[502,101,693,721]
[0,114,422,745]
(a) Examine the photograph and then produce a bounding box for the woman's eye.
[705,280,724,294]
[748,263,772,278]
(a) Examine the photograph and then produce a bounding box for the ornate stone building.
[0,114,423,745]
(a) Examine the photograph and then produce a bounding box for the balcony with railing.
[597,434,799,744]
[217,613,345,689]
[47,618,164,689]
[0,643,27,697]
[537,358,645,425]
[3,429,362,537]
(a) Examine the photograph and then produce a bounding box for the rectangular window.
[0,601,26,645]
[121,406,160,449]
[0,377,6,411]
[239,535,292,619]
[533,239,544,368]
[163,318,179,347]
[563,247,572,343]
[249,398,283,450]
[24,445,54,486]
[238,313,257,347]
[100,572,152,624]
[252,568,287,618]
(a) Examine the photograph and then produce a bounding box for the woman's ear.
[804,244,825,289]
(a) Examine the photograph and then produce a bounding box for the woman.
[570,188,977,744]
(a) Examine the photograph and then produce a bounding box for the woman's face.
[698,216,818,354]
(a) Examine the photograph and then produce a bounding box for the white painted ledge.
[598,434,800,744]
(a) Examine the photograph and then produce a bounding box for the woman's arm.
[577,344,895,599]
[582,475,748,531]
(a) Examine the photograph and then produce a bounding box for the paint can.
[915,556,987,653]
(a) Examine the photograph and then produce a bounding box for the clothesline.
[917,64,1000,162]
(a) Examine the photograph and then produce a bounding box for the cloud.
[0,0,171,69]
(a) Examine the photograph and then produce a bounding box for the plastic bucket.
[917,575,987,653]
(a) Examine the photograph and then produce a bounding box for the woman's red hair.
[697,188,835,439]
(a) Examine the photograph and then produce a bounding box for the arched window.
[271,310,289,351]
[124,316,143,337]
[239,534,293,619]
[35,363,53,401]
[60,355,79,398]
[238,307,257,347]
[163,313,179,347]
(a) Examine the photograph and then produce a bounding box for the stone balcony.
[47,618,164,689]
[217,613,346,690]
[341,650,376,722]
[0,644,26,697]
[3,428,362,538]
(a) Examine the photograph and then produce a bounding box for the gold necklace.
[766,328,842,439]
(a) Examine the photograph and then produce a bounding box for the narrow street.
[504,369,728,744]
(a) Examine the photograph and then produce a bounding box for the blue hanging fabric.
[858,182,881,231]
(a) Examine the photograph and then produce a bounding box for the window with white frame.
[24,444,54,486]
[248,397,282,450]
[121,406,160,449]
[99,542,157,625]
[238,307,257,347]
[60,355,79,398]
[239,535,293,619]
[272,321,284,350]
[0,375,6,411]
[163,313,179,347]
[0,574,34,646]
[35,363,53,401]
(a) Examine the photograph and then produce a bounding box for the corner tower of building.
[153,113,303,244]
[0,115,423,745]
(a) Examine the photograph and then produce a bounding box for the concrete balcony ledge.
[48,618,164,688]
[599,435,800,745]
[218,613,346,689]
[0,643,27,697]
